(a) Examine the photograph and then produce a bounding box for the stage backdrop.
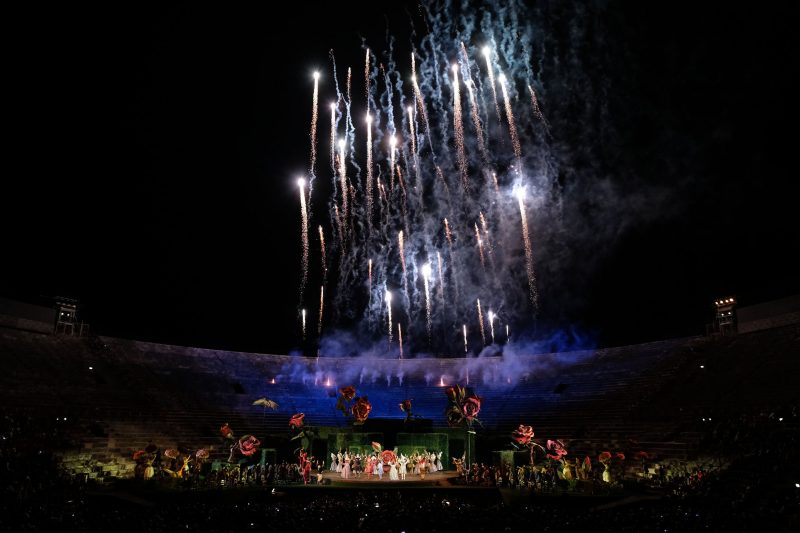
[327,432,384,459]
[396,433,448,469]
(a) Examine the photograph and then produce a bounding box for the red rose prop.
[195,449,209,461]
[615,452,625,461]
[289,413,305,428]
[512,425,534,445]
[635,451,649,460]
[399,399,413,413]
[220,423,234,440]
[132,450,146,461]
[381,450,397,464]
[339,386,356,401]
[446,406,465,427]
[239,435,261,456]
[461,395,482,420]
[352,397,372,423]
[598,451,612,463]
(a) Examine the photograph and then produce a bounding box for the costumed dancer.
[389,460,399,481]
[330,452,337,472]
[436,451,443,471]
[398,454,408,480]
[341,452,351,479]
[376,456,384,480]
[336,450,343,473]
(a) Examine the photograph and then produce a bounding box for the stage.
[320,469,456,487]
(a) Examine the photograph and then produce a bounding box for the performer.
[436,451,443,471]
[376,456,384,480]
[389,460,398,481]
[336,450,343,473]
[398,454,408,481]
[429,451,437,473]
[302,459,311,484]
[341,452,351,479]
[330,452,337,472]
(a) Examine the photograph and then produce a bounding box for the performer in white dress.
[376,457,384,480]
[336,451,343,473]
[389,461,399,481]
[330,452,337,472]
[341,452,351,479]
[436,451,443,471]
[429,452,437,473]
[398,454,408,480]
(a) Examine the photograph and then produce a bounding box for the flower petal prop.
[339,386,356,401]
[289,413,305,428]
[371,441,383,453]
[195,449,209,461]
[132,450,146,461]
[253,398,279,410]
[163,448,179,459]
[352,397,372,424]
[598,451,612,463]
[399,399,412,413]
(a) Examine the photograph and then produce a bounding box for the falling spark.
[309,72,320,190]
[439,376,444,387]
[482,46,502,121]
[318,286,324,337]
[452,64,468,191]
[329,102,336,168]
[385,290,393,344]
[443,218,454,245]
[491,172,500,194]
[297,177,309,302]
[516,186,539,311]
[476,299,486,345]
[318,226,327,284]
[527,83,550,129]
[462,324,468,353]
[398,231,408,299]
[407,105,418,188]
[498,72,522,167]
[398,322,404,359]
[488,310,495,343]
[479,211,495,271]
[365,113,374,236]
[506,324,510,341]
[422,262,433,341]
[475,223,486,270]
[301,308,307,340]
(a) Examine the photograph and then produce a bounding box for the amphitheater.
[1,314,797,483]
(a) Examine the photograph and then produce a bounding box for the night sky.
[4,1,799,355]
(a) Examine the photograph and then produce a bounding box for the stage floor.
[321,469,456,487]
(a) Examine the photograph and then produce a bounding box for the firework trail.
[479,211,496,272]
[298,177,309,302]
[422,262,432,342]
[301,308,307,340]
[475,223,486,270]
[516,187,539,312]
[462,324,468,353]
[451,64,469,192]
[398,322,404,359]
[410,53,432,151]
[407,106,419,197]
[498,73,522,167]
[482,46,502,122]
[389,135,397,191]
[309,72,320,194]
[460,42,488,163]
[527,83,550,129]
[318,285,324,337]
[364,49,371,112]
[506,324,510,341]
[488,310,495,343]
[338,139,349,236]
[318,225,327,284]
[436,251,445,305]
[491,171,500,194]
[385,290,393,344]
[398,231,408,300]
[476,298,486,346]
[368,258,373,318]
[366,113,374,236]
[329,102,336,168]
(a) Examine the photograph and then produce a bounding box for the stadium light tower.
[713,296,737,336]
